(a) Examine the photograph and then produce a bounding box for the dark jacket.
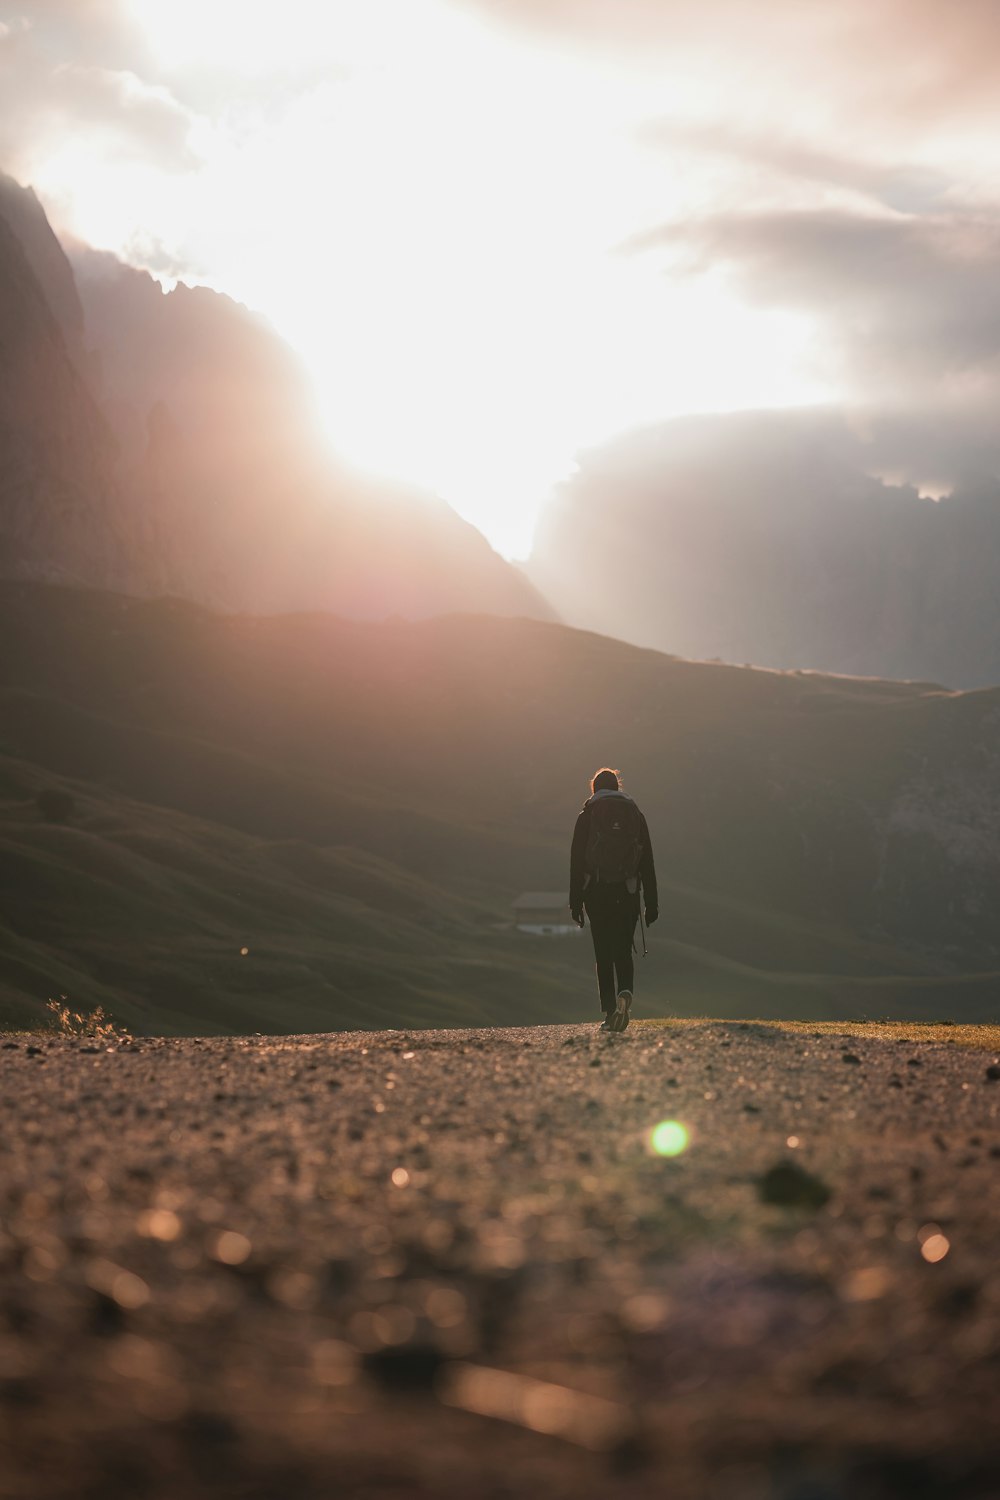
[569,791,658,915]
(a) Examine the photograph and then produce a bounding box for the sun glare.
[128,0,445,74]
[50,0,835,557]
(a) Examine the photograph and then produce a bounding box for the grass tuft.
[45,998,132,1043]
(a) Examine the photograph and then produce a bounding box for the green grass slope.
[0,753,585,1034]
[2,581,998,1033]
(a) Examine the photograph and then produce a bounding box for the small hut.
[512,892,580,936]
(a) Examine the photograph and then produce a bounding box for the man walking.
[570,768,658,1033]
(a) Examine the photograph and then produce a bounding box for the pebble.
[758,1161,832,1210]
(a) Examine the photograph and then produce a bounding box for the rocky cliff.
[0,171,86,365]
[0,210,144,590]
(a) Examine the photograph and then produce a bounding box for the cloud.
[47,64,198,168]
[0,2,197,178]
[457,3,1000,443]
[462,0,1000,155]
[635,118,955,218]
[5,0,1000,552]
[625,208,1000,406]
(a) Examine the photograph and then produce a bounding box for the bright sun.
[58,0,831,557]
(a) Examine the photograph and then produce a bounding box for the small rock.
[938,1281,979,1318]
[178,1410,239,1449]
[363,1344,447,1392]
[609,1429,653,1477]
[89,1291,126,1336]
[743,1103,761,1114]
[985,1065,1000,1082]
[842,1053,861,1065]
[324,1258,355,1296]
[758,1161,831,1210]
[0,1375,38,1408]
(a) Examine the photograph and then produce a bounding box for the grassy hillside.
[2,582,998,1033]
[0,753,587,1035]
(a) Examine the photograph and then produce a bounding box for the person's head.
[590,766,620,794]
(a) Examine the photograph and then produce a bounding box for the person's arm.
[639,811,658,920]
[569,808,589,919]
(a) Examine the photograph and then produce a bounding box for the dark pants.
[584,881,639,1013]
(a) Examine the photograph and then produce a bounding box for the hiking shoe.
[615,990,633,1033]
[599,1017,613,1033]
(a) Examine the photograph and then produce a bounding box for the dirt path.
[3,1020,1000,1499]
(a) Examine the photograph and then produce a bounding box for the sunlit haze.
[6,0,998,554]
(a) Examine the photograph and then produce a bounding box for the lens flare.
[648,1120,690,1158]
[920,1233,950,1264]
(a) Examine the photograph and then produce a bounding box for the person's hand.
[571,908,584,928]
[644,906,658,926]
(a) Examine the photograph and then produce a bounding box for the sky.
[3,0,1000,556]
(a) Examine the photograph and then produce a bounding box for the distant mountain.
[2,581,998,1033]
[527,410,1000,688]
[0,171,552,622]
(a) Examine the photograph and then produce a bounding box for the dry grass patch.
[637,1016,1000,1050]
[45,999,132,1043]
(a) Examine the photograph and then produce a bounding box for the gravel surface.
[3,1020,1000,1500]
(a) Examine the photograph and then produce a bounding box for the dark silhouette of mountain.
[528,410,1000,688]
[0,205,148,590]
[0,171,86,366]
[2,582,998,1033]
[0,172,552,622]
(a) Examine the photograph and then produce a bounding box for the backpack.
[584,794,643,884]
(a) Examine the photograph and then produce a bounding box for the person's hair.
[590,766,621,793]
